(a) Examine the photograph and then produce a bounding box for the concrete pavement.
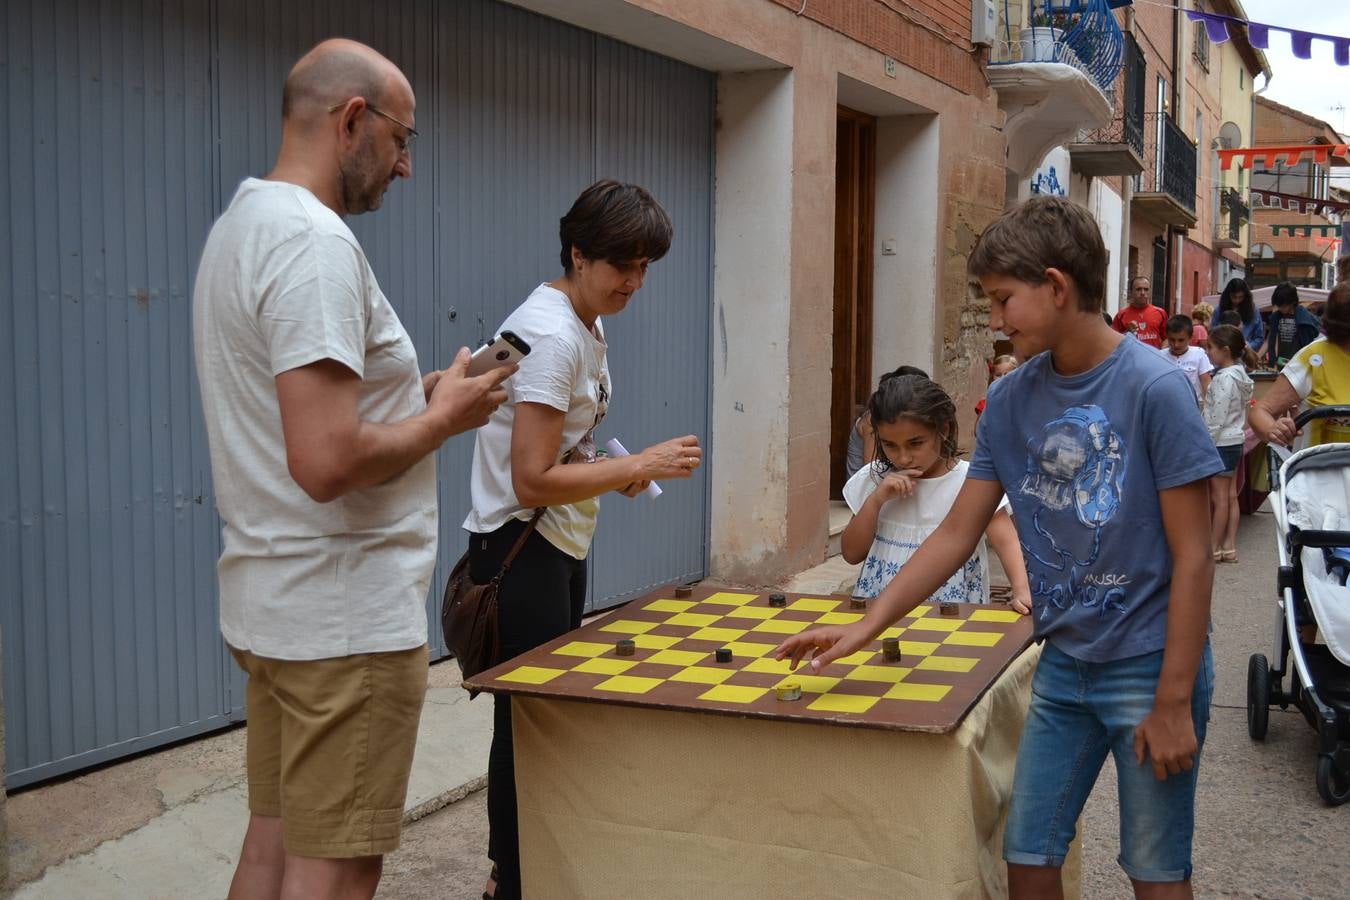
[7,507,1350,897]
[4,662,493,898]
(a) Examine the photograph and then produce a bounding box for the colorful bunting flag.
[1267,223,1344,238]
[1186,9,1350,66]
[1219,144,1350,172]
[1250,188,1350,217]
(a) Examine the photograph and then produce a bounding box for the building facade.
[1,0,1012,784]
[1249,96,1349,289]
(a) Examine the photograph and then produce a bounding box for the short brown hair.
[967,195,1107,312]
[1324,281,1350,344]
[559,179,673,272]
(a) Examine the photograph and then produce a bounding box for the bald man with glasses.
[193,39,513,900]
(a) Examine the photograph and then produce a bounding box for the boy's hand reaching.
[1133,699,1198,780]
[773,623,871,673]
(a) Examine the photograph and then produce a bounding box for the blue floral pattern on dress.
[854,533,988,603]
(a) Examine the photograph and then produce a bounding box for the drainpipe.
[1167,0,1183,311]
[1118,4,1135,314]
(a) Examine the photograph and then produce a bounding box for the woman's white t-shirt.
[463,284,610,560]
[843,460,1009,602]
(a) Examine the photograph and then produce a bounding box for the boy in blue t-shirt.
[776,196,1221,898]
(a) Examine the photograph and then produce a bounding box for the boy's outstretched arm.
[1134,479,1215,780]
[774,479,1005,671]
[985,509,1032,614]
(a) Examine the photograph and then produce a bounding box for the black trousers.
[470,518,586,900]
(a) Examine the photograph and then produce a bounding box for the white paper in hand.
[605,438,663,498]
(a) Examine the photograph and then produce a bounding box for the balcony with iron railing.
[1214,188,1248,248]
[1068,31,1144,176]
[986,0,1123,176]
[1133,112,1198,228]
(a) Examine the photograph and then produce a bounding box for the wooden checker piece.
[466,582,1034,734]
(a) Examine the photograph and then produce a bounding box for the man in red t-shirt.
[1111,275,1167,348]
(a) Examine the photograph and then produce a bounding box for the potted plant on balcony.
[1020,7,1070,62]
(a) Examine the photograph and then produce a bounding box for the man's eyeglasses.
[327,100,419,154]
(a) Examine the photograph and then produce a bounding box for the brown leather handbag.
[441,509,544,696]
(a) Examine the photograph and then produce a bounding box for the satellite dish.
[1250,243,1275,259]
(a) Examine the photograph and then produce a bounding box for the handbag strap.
[492,508,545,584]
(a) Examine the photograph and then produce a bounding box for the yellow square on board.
[724,606,779,620]
[599,619,658,635]
[687,626,748,643]
[498,666,567,685]
[944,631,1004,648]
[834,650,876,666]
[632,634,683,650]
[916,655,979,673]
[883,682,952,702]
[554,641,612,658]
[808,693,880,714]
[844,665,911,684]
[595,675,664,694]
[664,612,722,627]
[968,608,1023,623]
[572,657,637,675]
[750,618,811,635]
[644,599,696,614]
[702,591,759,606]
[900,640,940,656]
[776,674,840,694]
[880,626,906,639]
[644,649,707,667]
[744,657,796,675]
[903,605,932,618]
[815,611,864,625]
[698,684,769,703]
[788,598,837,612]
[670,666,734,685]
[905,618,964,633]
[725,640,777,658]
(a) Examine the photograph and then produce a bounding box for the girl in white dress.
[842,373,1032,612]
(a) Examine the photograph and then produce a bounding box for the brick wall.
[765,0,986,96]
[1256,98,1340,145]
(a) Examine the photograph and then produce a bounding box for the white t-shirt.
[1157,345,1213,403]
[192,178,436,660]
[463,284,611,560]
[843,460,1009,602]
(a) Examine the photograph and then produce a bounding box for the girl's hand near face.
[877,469,924,501]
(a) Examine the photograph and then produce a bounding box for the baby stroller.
[1248,407,1350,805]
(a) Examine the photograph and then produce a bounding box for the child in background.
[1190,302,1213,349]
[1160,315,1213,405]
[974,354,1019,419]
[779,196,1219,898]
[845,365,930,480]
[1203,325,1254,563]
[841,373,1032,613]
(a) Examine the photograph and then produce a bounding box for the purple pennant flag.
[1187,10,1232,44]
[1247,22,1270,49]
[1289,30,1314,60]
[1335,39,1350,67]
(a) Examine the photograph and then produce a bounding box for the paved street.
[377,504,1350,899]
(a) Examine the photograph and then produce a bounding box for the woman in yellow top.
[1251,282,1350,447]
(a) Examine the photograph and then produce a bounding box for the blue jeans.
[1004,641,1214,882]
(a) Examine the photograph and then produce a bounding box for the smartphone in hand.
[467,330,531,377]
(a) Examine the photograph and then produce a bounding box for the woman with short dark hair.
[1211,277,1264,354]
[464,179,700,900]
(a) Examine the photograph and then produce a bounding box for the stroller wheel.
[1247,654,1271,741]
[1315,756,1350,806]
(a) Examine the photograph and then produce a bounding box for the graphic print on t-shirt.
[1017,405,1128,619]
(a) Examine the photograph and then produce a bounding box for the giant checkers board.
[466,583,1035,733]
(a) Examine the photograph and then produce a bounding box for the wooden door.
[831,107,876,498]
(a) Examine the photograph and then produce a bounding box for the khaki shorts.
[229,644,429,858]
